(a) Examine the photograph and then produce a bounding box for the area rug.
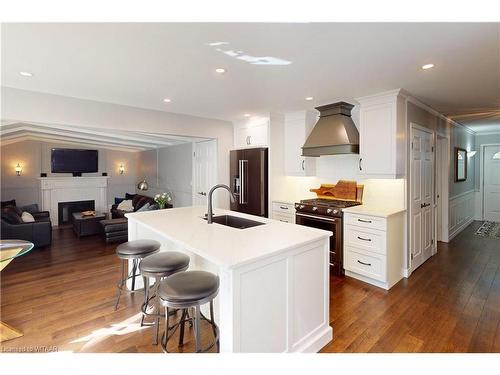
[475,221,500,239]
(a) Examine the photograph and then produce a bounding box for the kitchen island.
[126,206,332,353]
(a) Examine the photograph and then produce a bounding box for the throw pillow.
[117,199,133,211]
[1,199,16,209]
[125,193,137,200]
[148,204,159,211]
[114,197,125,205]
[1,207,23,224]
[136,203,150,212]
[21,211,35,223]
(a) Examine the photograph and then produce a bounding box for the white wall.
[1,87,233,208]
[0,139,138,207]
[136,143,193,207]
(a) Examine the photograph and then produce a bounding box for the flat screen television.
[51,148,98,175]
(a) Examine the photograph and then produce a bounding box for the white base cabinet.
[343,211,405,290]
[271,201,296,223]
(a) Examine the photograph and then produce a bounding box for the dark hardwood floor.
[1,221,499,353]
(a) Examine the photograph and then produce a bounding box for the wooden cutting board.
[333,180,358,200]
[309,180,363,202]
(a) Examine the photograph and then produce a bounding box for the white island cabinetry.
[126,206,332,353]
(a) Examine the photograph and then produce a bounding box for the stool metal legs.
[161,300,219,353]
[140,276,166,345]
[114,258,141,310]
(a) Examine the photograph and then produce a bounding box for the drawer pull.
[279,206,289,210]
[279,219,288,222]
[357,236,372,242]
[358,219,372,223]
[357,260,372,266]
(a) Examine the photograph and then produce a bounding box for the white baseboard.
[448,216,474,241]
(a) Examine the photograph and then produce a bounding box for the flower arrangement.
[154,192,172,209]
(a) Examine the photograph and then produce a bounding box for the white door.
[193,140,217,206]
[483,145,500,222]
[410,126,434,271]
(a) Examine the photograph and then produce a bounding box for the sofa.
[1,202,52,248]
[103,193,172,244]
[110,194,157,219]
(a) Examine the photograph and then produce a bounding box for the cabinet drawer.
[272,202,295,214]
[345,246,386,282]
[345,225,385,255]
[272,212,295,224]
[345,213,386,231]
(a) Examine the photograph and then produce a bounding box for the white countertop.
[342,204,406,218]
[126,206,331,269]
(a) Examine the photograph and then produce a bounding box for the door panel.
[484,146,500,222]
[411,126,434,271]
[193,140,216,206]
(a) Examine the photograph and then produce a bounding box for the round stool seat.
[159,271,219,304]
[139,251,190,275]
[116,239,161,258]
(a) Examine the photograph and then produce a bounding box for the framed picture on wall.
[455,147,467,182]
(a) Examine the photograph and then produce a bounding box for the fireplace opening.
[58,200,95,226]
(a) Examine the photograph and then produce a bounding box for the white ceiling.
[0,122,207,151]
[1,23,499,132]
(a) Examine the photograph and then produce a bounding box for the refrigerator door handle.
[239,159,248,204]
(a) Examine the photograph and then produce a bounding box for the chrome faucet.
[206,184,236,224]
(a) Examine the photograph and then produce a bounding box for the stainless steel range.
[295,193,362,276]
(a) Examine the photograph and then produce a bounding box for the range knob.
[333,209,339,215]
[326,208,333,214]
[312,206,318,211]
[300,205,305,209]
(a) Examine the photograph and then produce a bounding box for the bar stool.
[159,270,220,353]
[114,239,161,310]
[139,251,190,344]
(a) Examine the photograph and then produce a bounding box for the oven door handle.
[295,212,340,223]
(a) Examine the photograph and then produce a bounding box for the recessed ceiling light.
[305,96,314,101]
[163,98,172,103]
[421,63,435,70]
[19,71,33,77]
[215,68,226,74]
[244,114,251,117]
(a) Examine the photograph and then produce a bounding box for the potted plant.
[154,192,172,209]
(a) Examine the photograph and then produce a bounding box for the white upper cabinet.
[284,111,317,176]
[356,89,407,179]
[233,117,269,148]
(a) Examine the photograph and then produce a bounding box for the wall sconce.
[467,150,477,158]
[15,163,22,176]
[119,164,125,175]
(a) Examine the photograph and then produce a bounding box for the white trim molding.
[448,190,475,241]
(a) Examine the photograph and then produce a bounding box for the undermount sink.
[204,215,265,229]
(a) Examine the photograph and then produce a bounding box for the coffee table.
[1,240,34,341]
[72,212,107,237]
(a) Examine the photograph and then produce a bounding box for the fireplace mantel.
[38,177,109,226]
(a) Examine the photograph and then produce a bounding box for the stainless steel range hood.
[302,102,359,156]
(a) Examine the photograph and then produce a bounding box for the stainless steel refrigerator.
[230,147,268,217]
